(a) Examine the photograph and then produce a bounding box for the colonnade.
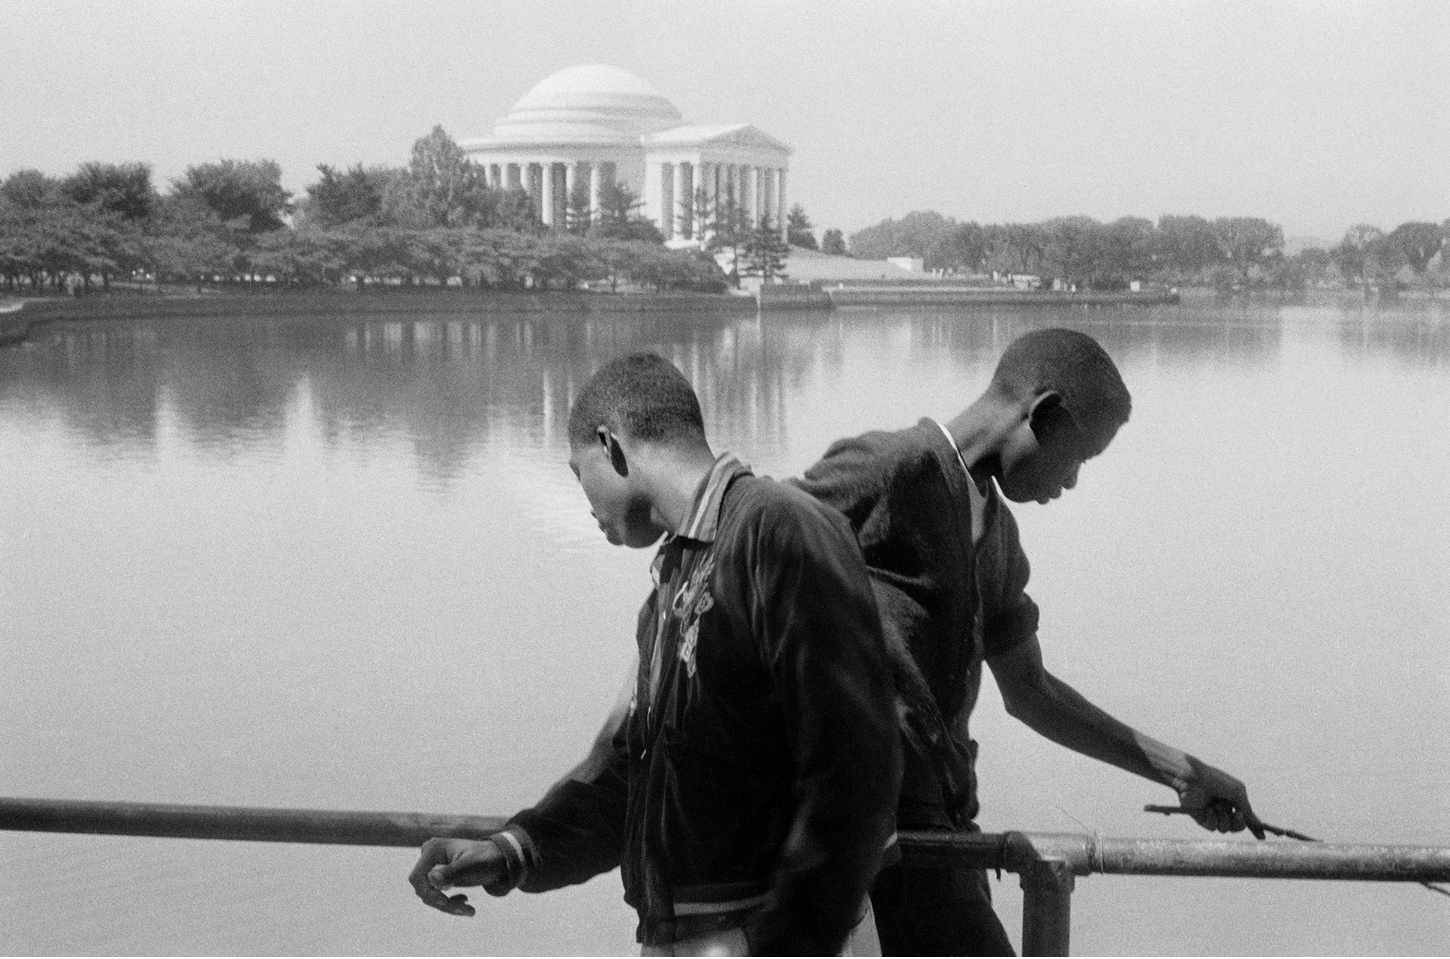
[476,158,788,244]
[482,161,612,228]
[658,161,787,243]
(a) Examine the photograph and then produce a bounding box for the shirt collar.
[673,452,750,544]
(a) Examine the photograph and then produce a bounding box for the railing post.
[1020,857,1075,957]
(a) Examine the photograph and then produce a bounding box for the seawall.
[820,286,1180,308]
[18,289,761,323]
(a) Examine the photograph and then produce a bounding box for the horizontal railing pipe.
[0,796,505,847]
[5,798,1447,885]
[6,797,1450,958]
[896,828,1450,885]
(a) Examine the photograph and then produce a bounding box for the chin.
[622,527,666,549]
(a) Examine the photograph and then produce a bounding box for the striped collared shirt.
[643,452,750,717]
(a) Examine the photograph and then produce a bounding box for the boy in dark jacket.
[409,353,902,956]
[793,327,1264,956]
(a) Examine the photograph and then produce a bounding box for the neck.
[634,442,719,533]
[942,395,1022,485]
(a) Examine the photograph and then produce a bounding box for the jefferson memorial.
[461,64,791,244]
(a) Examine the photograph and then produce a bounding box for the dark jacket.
[496,463,902,954]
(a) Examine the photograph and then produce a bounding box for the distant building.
[462,64,791,245]
[886,256,924,273]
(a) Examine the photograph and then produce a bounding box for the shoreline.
[9,289,762,324]
[3,284,1442,339]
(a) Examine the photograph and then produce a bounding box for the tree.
[1438,219,1450,295]
[741,215,789,282]
[143,193,244,288]
[301,163,391,228]
[821,228,846,256]
[849,210,955,260]
[591,180,663,243]
[786,203,818,250]
[1332,224,1389,288]
[1040,217,1102,286]
[701,187,752,285]
[1211,216,1284,284]
[565,175,593,235]
[985,223,1046,275]
[1155,214,1221,279]
[925,222,986,274]
[1387,221,1444,277]
[59,162,157,221]
[690,188,717,246]
[1,169,62,209]
[1101,217,1155,283]
[174,159,292,233]
[389,126,497,229]
[531,233,603,290]
[1290,247,1333,288]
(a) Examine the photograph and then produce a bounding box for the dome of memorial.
[489,64,685,146]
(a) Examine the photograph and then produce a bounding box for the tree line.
[841,210,1449,292]
[0,126,798,296]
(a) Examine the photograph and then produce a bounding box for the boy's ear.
[598,426,629,477]
[1026,390,1066,427]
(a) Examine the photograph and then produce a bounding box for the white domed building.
[461,64,791,245]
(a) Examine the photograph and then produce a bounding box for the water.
[2,299,1447,955]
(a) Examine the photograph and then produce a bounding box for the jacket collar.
[673,452,750,544]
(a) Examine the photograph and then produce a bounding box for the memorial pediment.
[646,124,792,155]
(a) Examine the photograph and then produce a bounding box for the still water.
[1,300,1447,955]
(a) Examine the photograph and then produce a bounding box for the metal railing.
[3,796,1448,956]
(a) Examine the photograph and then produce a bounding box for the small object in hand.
[1143,804,1450,898]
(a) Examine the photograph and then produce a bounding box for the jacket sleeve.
[498,655,637,893]
[741,494,903,955]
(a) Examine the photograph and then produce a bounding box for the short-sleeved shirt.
[793,419,1039,824]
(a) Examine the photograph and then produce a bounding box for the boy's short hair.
[568,352,706,448]
[990,328,1131,451]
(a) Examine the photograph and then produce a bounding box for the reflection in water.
[3,312,811,485]
[1,299,1448,957]
[7,302,1443,481]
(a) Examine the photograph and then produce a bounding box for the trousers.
[870,861,1015,957]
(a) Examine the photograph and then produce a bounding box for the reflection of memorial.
[462,65,791,245]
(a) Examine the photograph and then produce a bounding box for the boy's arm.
[987,635,1265,838]
[408,685,634,915]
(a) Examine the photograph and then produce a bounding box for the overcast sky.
[4,0,1446,242]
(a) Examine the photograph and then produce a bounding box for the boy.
[408,353,902,955]
[793,327,1263,955]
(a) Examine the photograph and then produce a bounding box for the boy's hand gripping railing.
[3,796,1449,957]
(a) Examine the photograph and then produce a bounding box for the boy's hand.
[1178,757,1266,839]
[408,837,507,916]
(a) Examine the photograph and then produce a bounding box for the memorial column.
[564,163,578,228]
[673,162,689,240]
[762,169,776,230]
[777,168,788,241]
[698,161,713,240]
[540,162,556,227]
